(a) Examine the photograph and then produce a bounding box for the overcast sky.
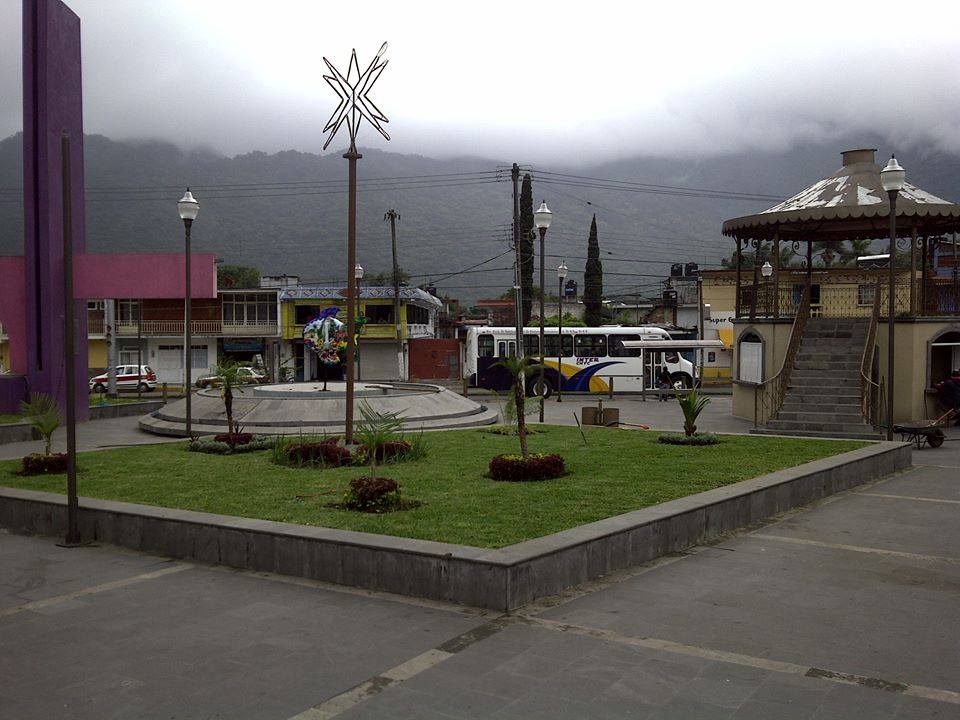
[2,0,959,163]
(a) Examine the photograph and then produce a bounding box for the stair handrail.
[860,276,882,427]
[754,285,811,426]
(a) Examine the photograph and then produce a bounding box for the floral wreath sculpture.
[302,308,348,366]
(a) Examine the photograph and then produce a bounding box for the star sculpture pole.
[322,42,390,442]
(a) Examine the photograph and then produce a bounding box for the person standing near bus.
[657,368,673,402]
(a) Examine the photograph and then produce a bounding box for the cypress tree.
[583,215,603,326]
[518,174,535,325]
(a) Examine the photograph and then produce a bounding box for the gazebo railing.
[860,277,883,428]
[754,286,810,426]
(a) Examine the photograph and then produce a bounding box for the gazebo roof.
[722,148,960,240]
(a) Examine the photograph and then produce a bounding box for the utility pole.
[511,163,523,355]
[61,132,79,546]
[385,209,403,380]
[104,298,117,397]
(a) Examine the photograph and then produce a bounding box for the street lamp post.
[534,201,553,422]
[321,42,390,444]
[355,262,364,381]
[761,261,773,316]
[881,155,905,440]
[178,189,199,437]
[557,261,568,403]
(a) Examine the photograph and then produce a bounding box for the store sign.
[223,338,264,352]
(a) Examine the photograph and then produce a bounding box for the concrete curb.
[88,400,164,421]
[0,423,37,445]
[0,441,910,611]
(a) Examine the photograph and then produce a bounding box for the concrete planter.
[0,422,37,445]
[0,441,910,611]
[88,400,164,421]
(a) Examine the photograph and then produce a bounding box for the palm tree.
[494,355,538,457]
[20,393,61,456]
[676,389,710,437]
[840,239,873,266]
[213,361,246,438]
[355,401,404,481]
[813,241,839,268]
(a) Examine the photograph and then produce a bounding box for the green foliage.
[493,355,539,457]
[217,264,261,289]
[657,433,720,446]
[519,173,535,324]
[212,360,247,436]
[189,437,272,455]
[19,393,60,456]
[542,312,586,327]
[583,215,603,326]
[677,389,711,436]
[355,401,405,480]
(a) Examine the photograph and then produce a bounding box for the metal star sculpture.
[322,42,390,151]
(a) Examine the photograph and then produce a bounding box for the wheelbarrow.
[892,408,956,449]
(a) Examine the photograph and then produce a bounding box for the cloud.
[2,0,959,161]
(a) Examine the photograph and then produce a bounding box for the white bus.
[463,326,697,397]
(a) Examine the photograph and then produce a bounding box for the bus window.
[498,340,517,357]
[574,334,606,357]
[608,334,642,357]
[544,334,573,357]
[523,334,540,356]
[478,334,494,358]
[665,351,679,364]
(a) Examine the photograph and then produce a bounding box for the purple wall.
[0,376,28,414]
[0,257,27,374]
[23,0,88,420]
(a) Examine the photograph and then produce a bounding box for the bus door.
[607,333,644,391]
[644,350,666,391]
[476,335,515,392]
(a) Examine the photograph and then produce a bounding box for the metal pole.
[61,133,79,546]
[921,233,928,315]
[183,217,193,437]
[344,145,361,443]
[750,241,760,320]
[386,209,403,380]
[557,277,563,402]
[697,275,705,387]
[137,299,142,400]
[538,227,546,422]
[887,190,898,440]
[909,226,917,315]
[953,231,959,313]
[511,163,523,356]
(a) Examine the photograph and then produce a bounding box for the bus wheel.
[671,373,692,389]
[529,378,553,399]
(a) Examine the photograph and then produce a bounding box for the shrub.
[357,439,411,464]
[214,432,253,446]
[677,389,710,437]
[188,436,272,455]
[21,452,68,475]
[341,476,402,512]
[284,440,353,467]
[657,433,720,446]
[489,453,565,482]
[20,393,61,456]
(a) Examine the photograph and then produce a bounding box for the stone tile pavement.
[1,427,958,718]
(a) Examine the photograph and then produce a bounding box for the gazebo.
[720,148,960,429]
[723,148,960,319]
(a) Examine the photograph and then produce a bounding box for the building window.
[222,293,277,326]
[87,300,104,311]
[118,300,140,325]
[366,305,395,324]
[930,330,960,388]
[738,331,763,384]
[858,284,876,307]
[295,305,324,325]
[407,305,430,325]
[191,345,209,370]
[574,334,606,358]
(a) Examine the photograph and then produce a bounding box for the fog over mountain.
[2,133,958,303]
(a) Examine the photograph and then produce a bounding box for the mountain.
[1,133,958,304]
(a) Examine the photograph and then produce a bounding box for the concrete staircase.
[752,318,881,440]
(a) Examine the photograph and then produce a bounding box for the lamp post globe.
[178,188,198,437]
[557,261,568,281]
[534,200,553,230]
[761,261,773,278]
[881,154,905,441]
[354,263,364,281]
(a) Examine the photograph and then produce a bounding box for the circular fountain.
[138,381,497,437]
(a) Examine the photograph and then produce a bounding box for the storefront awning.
[717,329,734,349]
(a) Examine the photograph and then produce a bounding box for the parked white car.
[89,365,157,393]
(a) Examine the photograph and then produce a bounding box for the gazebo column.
[750,240,760,320]
[772,230,780,319]
[805,238,813,297]
[953,231,959,313]
[735,237,742,319]
[909,225,917,315]
[920,233,928,315]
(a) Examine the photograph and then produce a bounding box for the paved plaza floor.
[1,421,958,718]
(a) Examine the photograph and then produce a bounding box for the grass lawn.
[0,414,23,425]
[0,427,866,548]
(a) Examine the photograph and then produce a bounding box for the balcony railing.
[116,320,278,337]
[738,278,955,319]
